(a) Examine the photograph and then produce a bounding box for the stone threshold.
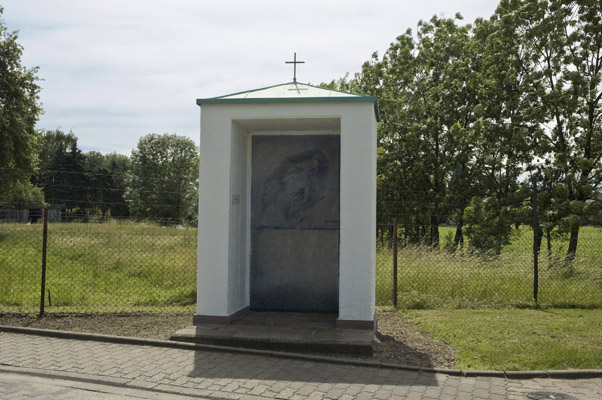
[171,311,374,356]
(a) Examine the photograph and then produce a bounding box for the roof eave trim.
[196,96,378,106]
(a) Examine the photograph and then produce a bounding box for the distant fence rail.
[1,215,601,314]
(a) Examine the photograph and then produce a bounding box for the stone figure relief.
[250,135,339,311]
[260,149,328,224]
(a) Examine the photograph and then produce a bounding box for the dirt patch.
[374,308,457,368]
[0,308,457,369]
[0,313,191,340]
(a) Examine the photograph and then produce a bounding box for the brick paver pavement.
[0,371,195,399]
[1,332,601,399]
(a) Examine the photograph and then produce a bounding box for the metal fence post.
[532,174,539,304]
[39,207,48,317]
[393,217,398,308]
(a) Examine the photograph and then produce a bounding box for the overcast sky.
[3,1,500,155]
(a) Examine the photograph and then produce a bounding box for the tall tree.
[555,0,602,259]
[346,16,483,248]
[324,17,488,249]
[125,134,199,223]
[4,179,46,221]
[462,2,545,255]
[410,15,484,247]
[102,153,130,218]
[35,131,132,219]
[0,7,43,198]
[81,151,131,218]
[83,151,111,217]
[505,0,602,259]
[323,0,601,259]
[36,129,88,214]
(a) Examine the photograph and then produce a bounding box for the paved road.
[1,332,601,399]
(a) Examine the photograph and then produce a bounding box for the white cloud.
[2,0,500,155]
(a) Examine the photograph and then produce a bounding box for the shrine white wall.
[196,105,232,316]
[228,122,249,314]
[196,102,376,323]
[338,103,377,323]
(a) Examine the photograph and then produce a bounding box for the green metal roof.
[197,81,380,120]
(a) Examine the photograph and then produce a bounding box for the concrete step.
[170,312,374,356]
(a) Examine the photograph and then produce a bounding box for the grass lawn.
[2,221,601,371]
[0,221,197,312]
[376,226,602,309]
[401,308,602,370]
[1,221,601,312]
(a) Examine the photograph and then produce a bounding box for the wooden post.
[39,208,48,317]
[393,217,398,308]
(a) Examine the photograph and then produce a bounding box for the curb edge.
[2,325,601,379]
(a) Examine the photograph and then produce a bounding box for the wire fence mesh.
[2,216,601,314]
[2,197,602,314]
[0,217,197,314]
[375,221,602,309]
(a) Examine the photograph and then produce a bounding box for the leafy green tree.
[102,153,130,217]
[35,130,131,219]
[500,0,602,259]
[4,179,46,221]
[344,16,484,248]
[410,15,486,247]
[83,151,111,217]
[0,7,43,195]
[464,195,518,253]
[36,129,79,173]
[125,134,199,224]
[548,0,601,259]
[81,151,131,218]
[459,2,546,254]
[327,0,601,260]
[36,129,88,215]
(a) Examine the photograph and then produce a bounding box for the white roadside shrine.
[194,81,378,329]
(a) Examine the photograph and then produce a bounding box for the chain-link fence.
[0,214,197,314]
[2,213,601,314]
[376,220,602,309]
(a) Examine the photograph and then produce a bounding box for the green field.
[377,226,602,309]
[402,308,602,370]
[0,222,601,312]
[0,221,197,313]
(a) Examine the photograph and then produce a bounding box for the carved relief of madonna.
[261,149,328,224]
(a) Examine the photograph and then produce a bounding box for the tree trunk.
[566,224,580,261]
[495,235,502,256]
[430,215,439,249]
[453,214,464,250]
[418,224,426,244]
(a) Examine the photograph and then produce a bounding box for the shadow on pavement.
[189,347,439,387]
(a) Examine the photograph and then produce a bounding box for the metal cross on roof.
[285,52,305,83]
